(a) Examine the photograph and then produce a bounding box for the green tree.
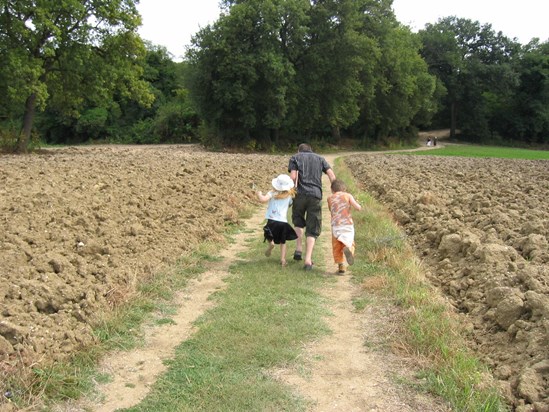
[419,17,520,141]
[187,0,435,148]
[0,0,153,152]
[365,26,435,142]
[116,43,182,143]
[342,0,436,145]
[187,0,304,147]
[502,41,549,143]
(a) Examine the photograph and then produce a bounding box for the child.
[327,179,362,274]
[257,174,298,266]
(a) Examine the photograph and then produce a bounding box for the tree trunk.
[270,128,279,144]
[450,100,456,140]
[331,126,341,143]
[18,93,37,153]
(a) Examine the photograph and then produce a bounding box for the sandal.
[293,251,302,261]
[303,263,314,271]
[343,247,354,266]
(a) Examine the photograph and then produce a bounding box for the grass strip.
[395,144,549,159]
[336,157,508,411]
[122,229,330,411]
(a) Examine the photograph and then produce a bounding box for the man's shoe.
[343,247,354,265]
[293,251,302,261]
[338,264,346,274]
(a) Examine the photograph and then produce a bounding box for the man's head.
[298,143,312,152]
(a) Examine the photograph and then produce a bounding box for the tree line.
[1,0,547,153]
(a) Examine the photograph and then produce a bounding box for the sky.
[137,0,549,61]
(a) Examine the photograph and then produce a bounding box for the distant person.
[257,174,298,267]
[288,143,336,271]
[426,138,432,147]
[327,179,362,274]
[434,136,437,146]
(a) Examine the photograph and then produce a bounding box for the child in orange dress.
[327,179,362,274]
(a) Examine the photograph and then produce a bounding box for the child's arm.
[257,191,271,203]
[327,195,334,215]
[349,194,362,211]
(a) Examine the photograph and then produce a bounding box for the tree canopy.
[0,0,154,151]
[1,0,548,150]
[419,16,548,145]
[186,0,436,148]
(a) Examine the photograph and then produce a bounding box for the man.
[288,143,336,270]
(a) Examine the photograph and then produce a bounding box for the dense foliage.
[1,0,548,151]
[0,0,155,151]
[419,17,549,145]
[186,0,435,149]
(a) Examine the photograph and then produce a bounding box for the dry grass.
[361,276,388,291]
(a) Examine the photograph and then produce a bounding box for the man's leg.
[301,196,321,269]
[292,195,306,260]
[294,227,304,255]
[304,235,316,266]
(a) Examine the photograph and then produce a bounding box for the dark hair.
[331,179,347,192]
[298,143,312,152]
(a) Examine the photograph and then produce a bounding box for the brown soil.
[345,150,549,412]
[0,145,287,409]
[1,142,547,411]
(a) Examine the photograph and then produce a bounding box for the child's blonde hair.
[274,187,297,199]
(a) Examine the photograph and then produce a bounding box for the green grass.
[398,144,549,160]
[121,234,330,411]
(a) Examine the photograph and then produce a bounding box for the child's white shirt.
[265,191,293,223]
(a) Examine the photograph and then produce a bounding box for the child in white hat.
[257,174,298,266]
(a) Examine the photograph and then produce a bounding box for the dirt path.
[274,154,450,411]
[55,152,448,412]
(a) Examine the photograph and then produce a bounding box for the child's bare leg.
[280,243,287,266]
[265,240,275,257]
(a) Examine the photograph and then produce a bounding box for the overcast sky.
[137,0,549,61]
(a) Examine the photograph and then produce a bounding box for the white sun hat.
[272,174,294,191]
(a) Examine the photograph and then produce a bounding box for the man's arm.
[288,156,298,185]
[326,168,336,183]
[290,169,298,185]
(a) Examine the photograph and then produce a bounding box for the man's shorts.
[292,194,322,238]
